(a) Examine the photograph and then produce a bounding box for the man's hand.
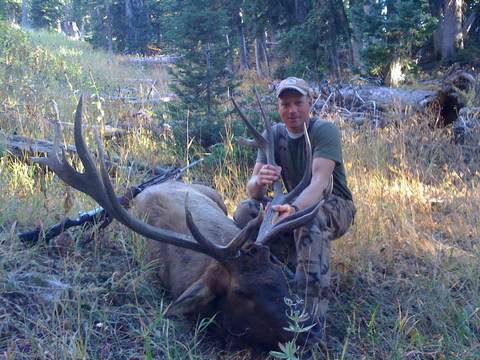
[272,204,297,223]
[255,164,282,187]
[247,162,281,200]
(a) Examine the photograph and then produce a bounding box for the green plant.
[270,296,317,360]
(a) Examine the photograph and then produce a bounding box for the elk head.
[33,96,322,348]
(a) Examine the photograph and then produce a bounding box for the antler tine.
[184,192,226,261]
[223,205,263,254]
[257,202,321,245]
[252,87,273,152]
[33,97,117,215]
[230,97,268,151]
[185,196,264,260]
[252,87,282,195]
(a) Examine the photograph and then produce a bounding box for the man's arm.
[247,162,282,200]
[273,157,334,219]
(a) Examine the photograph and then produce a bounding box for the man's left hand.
[271,204,297,223]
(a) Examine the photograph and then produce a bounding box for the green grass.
[0,22,479,359]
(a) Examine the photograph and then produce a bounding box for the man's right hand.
[255,164,282,186]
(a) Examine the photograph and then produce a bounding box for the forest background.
[2,0,480,146]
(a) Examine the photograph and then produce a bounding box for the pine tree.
[31,0,65,29]
[163,0,236,147]
[358,0,437,84]
[0,0,22,22]
[124,0,152,54]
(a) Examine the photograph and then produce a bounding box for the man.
[234,76,356,337]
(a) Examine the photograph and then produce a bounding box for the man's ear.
[165,278,216,316]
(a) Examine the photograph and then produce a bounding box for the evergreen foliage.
[31,0,65,29]
[19,0,480,84]
[358,0,437,78]
[14,0,480,146]
[0,0,21,22]
[162,0,236,147]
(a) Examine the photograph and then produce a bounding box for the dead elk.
[33,97,322,349]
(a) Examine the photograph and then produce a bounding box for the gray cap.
[276,77,311,97]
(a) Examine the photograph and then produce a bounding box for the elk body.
[135,182,298,346]
[34,97,323,348]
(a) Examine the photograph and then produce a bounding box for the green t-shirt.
[256,118,353,201]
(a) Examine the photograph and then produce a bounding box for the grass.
[0,23,479,359]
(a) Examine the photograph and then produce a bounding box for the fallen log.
[3,134,77,157]
[103,94,177,104]
[312,68,477,127]
[336,86,438,113]
[55,122,127,139]
[122,54,181,65]
[0,133,160,175]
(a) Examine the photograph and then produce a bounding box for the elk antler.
[231,89,321,246]
[33,96,261,262]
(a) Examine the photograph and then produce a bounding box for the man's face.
[277,90,311,134]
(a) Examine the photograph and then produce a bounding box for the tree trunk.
[105,0,113,54]
[387,56,404,87]
[335,0,353,67]
[326,0,340,78]
[205,42,213,115]
[236,10,249,71]
[442,0,463,61]
[125,0,135,51]
[225,33,234,75]
[295,0,307,24]
[363,0,373,17]
[255,31,269,77]
[429,0,443,58]
[21,0,29,28]
[239,24,249,70]
[349,0,370,72]
[261,33,270,76]
[255,37,263,77]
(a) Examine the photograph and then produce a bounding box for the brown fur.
[134,181,239,296]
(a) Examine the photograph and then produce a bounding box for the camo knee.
[322,196,356,240]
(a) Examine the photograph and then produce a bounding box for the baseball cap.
[276,77,311,97]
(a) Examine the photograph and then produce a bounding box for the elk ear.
[165,278,215,316]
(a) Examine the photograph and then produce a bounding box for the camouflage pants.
[233,194,355,334]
